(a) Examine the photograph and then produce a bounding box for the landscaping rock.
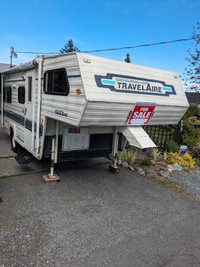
[129,166,135,171]
[135,167,146,176]
[160,170,170,178]
[167,165,174,173]
[173,163,182,171]
[122,162,129,168]
[147,170,158,177]
[117,159,122,166]
[136,167,143,173]
[156,161,168,168]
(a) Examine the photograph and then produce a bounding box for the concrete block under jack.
[109,165,120,174]
[43,174,60,185]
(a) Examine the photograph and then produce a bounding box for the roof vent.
[83,59,91,63]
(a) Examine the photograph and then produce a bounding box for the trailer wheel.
[10,129,19,153]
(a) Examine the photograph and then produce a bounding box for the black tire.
[10,129,19,153]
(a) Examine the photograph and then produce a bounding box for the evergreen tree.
[60,39,80,53]
[125,53,131,63]
[183,22,200,91]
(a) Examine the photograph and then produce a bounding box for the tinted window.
[18,86,25,104]
[28,77,32,102]
[7,87,12,103]
[44,69,69,95]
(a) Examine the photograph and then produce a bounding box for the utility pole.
[10,47,17,68]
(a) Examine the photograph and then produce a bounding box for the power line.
[15,37,193,55]
[15,51,57,55]
[82,38,193,53]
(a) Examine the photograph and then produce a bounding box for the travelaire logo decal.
[94,73,176,96]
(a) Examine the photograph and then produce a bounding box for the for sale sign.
[127,103,156,126]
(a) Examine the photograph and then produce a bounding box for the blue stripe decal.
[4,110,43,136]
[68,74,81,78]
[102,80,116,85]
[4,78,25,83]
[163,87,172,91]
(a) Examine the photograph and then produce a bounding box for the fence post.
[173,120,182,144]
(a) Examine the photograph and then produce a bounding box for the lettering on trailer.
[95,73,176,96]
[55,109,68,117]
[127,104,156,125]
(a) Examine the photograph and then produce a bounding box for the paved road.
[1,126,200,266]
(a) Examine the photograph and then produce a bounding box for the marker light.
[76,89,81,94]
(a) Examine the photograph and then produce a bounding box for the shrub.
[181,121,199,147]
[167,140,180,153]
[140,159,152,166]
[167,152,195,168]
[183,104,200,120]
[189,144,200,159]
[118,149,137,165]
[195,158,200,167]
[153,148,160,161]
[188,116,200,125]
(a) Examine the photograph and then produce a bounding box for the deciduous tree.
[183,22,200,91]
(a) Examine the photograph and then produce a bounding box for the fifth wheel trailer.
[1,52,189,178]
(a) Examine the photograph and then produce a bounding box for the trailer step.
[15,152,33,164]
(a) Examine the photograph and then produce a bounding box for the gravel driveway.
[1,163,200,266]
[169,168,200,201]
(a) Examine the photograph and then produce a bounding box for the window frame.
[44,68,70,96]
[18,86,25,104]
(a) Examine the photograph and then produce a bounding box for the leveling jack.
[43,136,60,185]
[109,127,120,174]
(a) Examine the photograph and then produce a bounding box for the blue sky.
[0,0,199,75]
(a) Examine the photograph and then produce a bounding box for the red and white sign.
[127,104,156,125]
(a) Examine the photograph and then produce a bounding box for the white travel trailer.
[1,52,189,180]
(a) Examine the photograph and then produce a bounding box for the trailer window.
[6,87,12,103]
[2,87,12,103]
[44,68,69,95]
[18,86,25,104]
[28,77,32,102]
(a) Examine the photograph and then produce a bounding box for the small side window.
[18,86,25,104]
[28,77,32,102]
[44,68,69,95]
[7,87,12,103]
